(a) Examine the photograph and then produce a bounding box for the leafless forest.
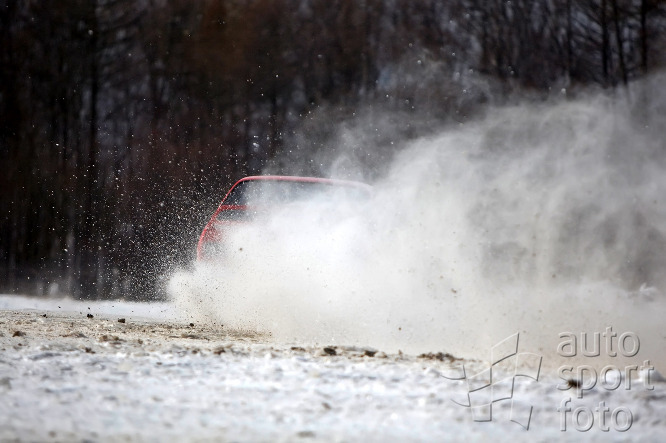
[2,0,665,299]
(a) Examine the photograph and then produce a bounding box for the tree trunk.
[567,0,573,80]
[611,0,628,86]
[640,0,649,74]
[601,0,610,85]
[85,0,102,299]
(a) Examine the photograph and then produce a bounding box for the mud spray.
[169,75,666,370]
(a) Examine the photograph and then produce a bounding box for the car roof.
[235,175,371,189]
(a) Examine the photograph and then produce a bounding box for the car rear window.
[222,180,370,206]
[215,208,252,222]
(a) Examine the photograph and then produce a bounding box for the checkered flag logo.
[442,333,542,430]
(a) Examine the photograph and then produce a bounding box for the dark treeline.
[2,0,665,299]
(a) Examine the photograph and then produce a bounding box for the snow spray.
[170,74,666,370]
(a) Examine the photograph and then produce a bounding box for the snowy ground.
[0,295,664,442]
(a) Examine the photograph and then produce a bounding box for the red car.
[197,175,372,260]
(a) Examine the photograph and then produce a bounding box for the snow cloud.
[169,74,666,370]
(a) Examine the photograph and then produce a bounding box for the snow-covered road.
[0,295,664,442]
